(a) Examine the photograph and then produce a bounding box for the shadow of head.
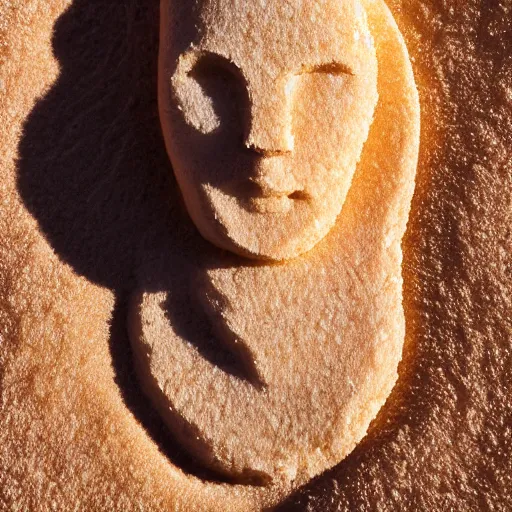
[16,0,190,292]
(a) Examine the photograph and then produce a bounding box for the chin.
[202,219,331,262]
[188,188,338,261]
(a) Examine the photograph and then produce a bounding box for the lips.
[246,187,310,214]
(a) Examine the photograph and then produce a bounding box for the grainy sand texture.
[1,0,511,511]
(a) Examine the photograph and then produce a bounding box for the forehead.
[191,0,371,74]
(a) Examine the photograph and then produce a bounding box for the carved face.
[159,0,378,260]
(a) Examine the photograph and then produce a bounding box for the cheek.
[292,75,368,194]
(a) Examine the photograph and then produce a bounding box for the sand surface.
[1,0,511,510]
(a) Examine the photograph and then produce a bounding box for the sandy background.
[1,0,511,510]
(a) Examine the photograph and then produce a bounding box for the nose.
[244,78,294,156]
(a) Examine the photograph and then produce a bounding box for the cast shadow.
[15,0,252,486]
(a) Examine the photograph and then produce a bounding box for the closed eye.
[297,61,354,76]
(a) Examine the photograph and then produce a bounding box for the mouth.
[245,187,310,214]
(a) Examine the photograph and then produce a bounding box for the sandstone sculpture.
[129,0,420,490]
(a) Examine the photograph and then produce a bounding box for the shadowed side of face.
[159,0,378,260]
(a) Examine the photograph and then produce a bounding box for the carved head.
[159,0,378,260]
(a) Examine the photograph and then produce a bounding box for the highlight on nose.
[244,80,295,156]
